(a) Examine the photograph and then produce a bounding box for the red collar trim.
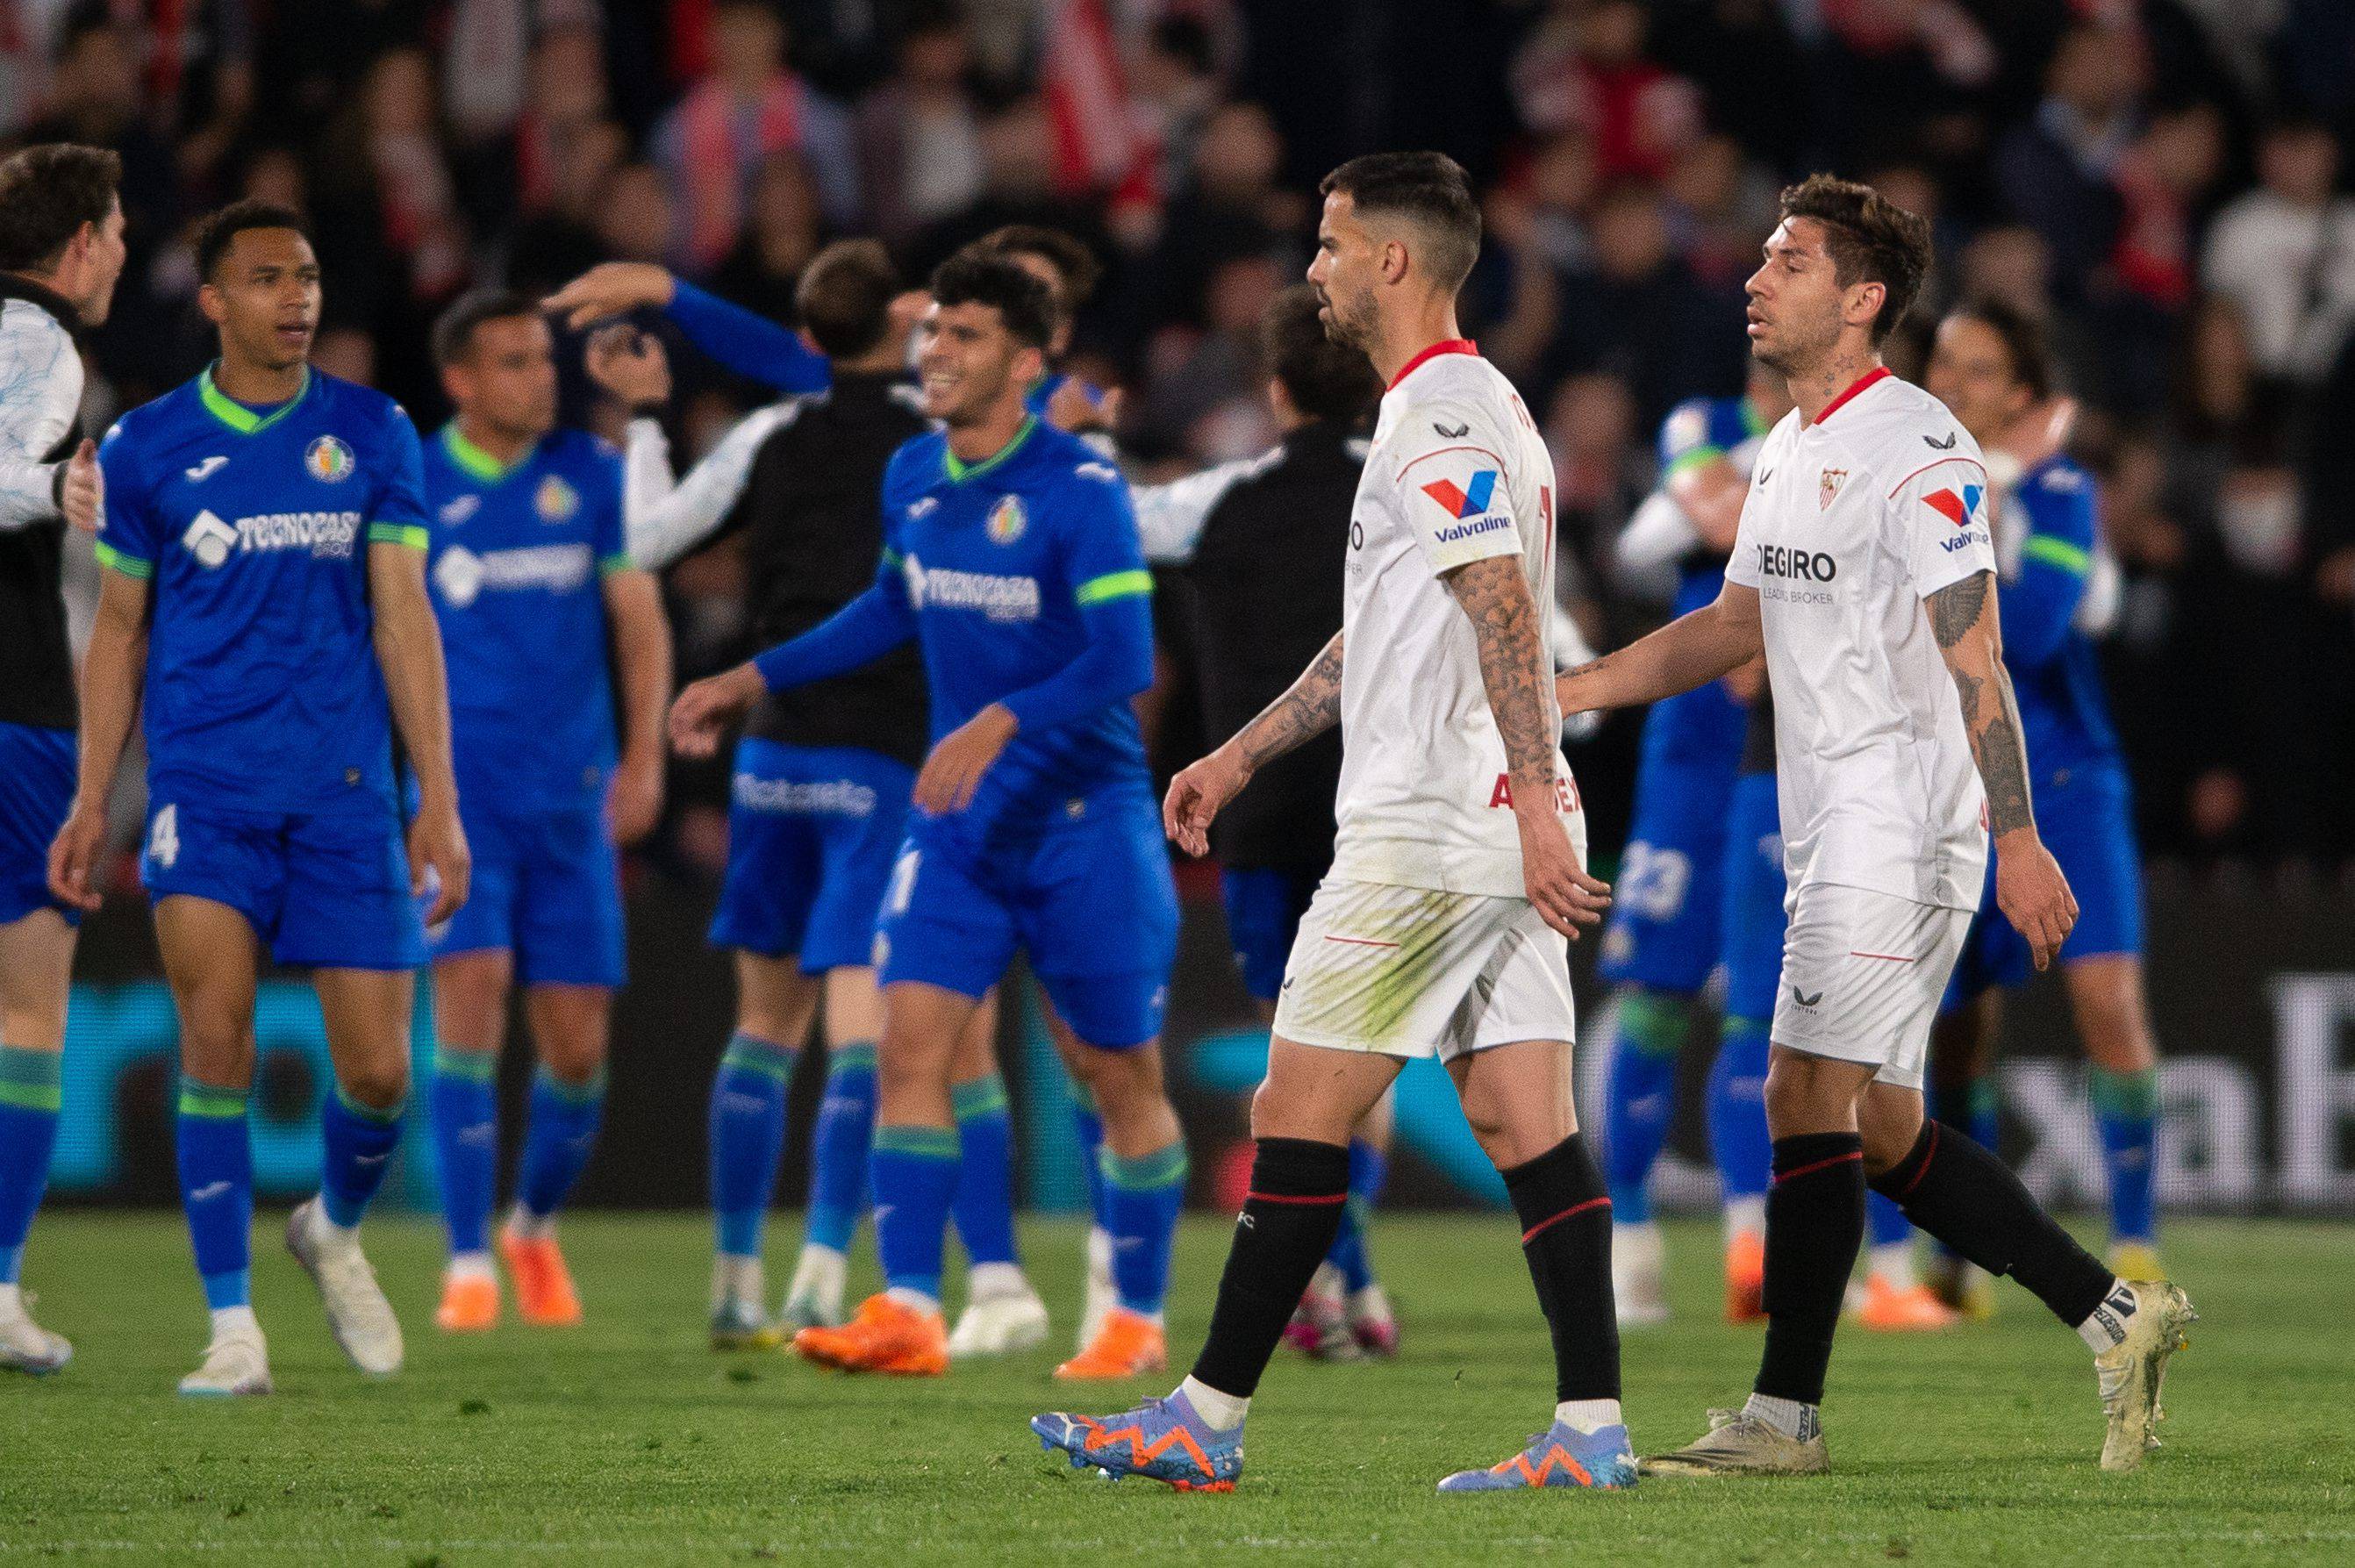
[1809,364,1892,425]
[1388,338,1478,391]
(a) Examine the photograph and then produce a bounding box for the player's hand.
[545,261,676,331]
[586,324,670,407]
[46,798,110,912]
[59,439,101,533]
[668,664,764,758]
[1514,801,1612,940]
[1163,745,1251,858]
[410,794,471,927]
[1994,829,2077,971]
[913,704,1018,816]
[606,751,664,846]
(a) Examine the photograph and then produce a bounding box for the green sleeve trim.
[2022,533,2092,576]
[368,522,429,550]
[598,551,634,575]
[1074,569,1154,606]
[92,540,154,578]
[1662,444,1726,483]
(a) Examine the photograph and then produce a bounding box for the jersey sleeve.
[1392,399,1524,576]
[1889,451,1996,601]
[366,409,431,550]
[0,308,82,529]
[2000,466,2096,669]
[1057,462,1155,611]
[92,420,157,578]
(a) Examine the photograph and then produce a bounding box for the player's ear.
[195,281,225,327]
[1845,278,1886,335]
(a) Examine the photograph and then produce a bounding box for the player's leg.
[1923,905,2010,1319]
[502,984,611,1325]
[1042,1003,1116,1352]
[427,949,512,1331]
[781,963,882,1331]
[2066,955,2161,1274]
[1330,1088,1399,1357]
[0,908,76,1372]
[709,950,820,1344]
[945,989,1052,1357]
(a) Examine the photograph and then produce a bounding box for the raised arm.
[1555,577,1764,716]
[369,540,469,924]
[548,263,831,395]
[47,564,147,910]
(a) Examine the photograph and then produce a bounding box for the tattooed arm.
[1161,631,1344,857]
[1554,577,1764,717]
[1926,568,2078,969]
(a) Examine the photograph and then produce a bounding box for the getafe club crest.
[1819,468,1848,510]
[305,434,355,483]
[535,473,579,522]
[986,493,1026,545]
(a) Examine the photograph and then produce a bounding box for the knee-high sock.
[321,1084,404,1229]
[871,1123,959,1306]
[1871,1121,2115,1326]
[0,1047,63,1286]
[804,1042,876,1254]
[2090,1067,2158,1247]
[1103,1142,1188,1317]
[1503,1133,1621,1402]
[1706,1016,1772,1220]
[177,1080,254,1310]
[1323,1138,1387,1293]
[948,1072,1019,1268]
[707,1032,795,1259]
[1602,989,1689,1222]
[1190,1137,1349,1399]
[1754,1133,1865,1407]
[431,1045,498,1257]
[1072,1080,1109,1231]
[517,1066,605,1222]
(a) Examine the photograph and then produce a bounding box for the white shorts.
[1271,877,1576,1061]
[1770,882,1973,1091]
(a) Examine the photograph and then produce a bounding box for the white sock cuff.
[1178,1374,1249,1431]
[1554,1398,1624,1435]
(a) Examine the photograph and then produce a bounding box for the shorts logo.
[1922,484,1984,528]
[1791,985,1822,1008]
[1819,468,1848,510]
[1421,469,1498,519]
[304,434,355,483]
[182,510,237,569]
[534,473,579,522]
[730,772,877,818]
[986,493,1027,545]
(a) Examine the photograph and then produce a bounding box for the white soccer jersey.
[1724,368,1998,910]
[1328,340,1580,899]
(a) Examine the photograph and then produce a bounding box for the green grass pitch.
[7,1213,2351,1564]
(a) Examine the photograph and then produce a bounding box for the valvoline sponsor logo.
[1421,469,1498,519]
[1924,483,1990,553]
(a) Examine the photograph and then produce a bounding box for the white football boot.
[0,1296,71,1375]
[179,1317,271,1397]
[285,1198,403,1377]
[948,1263,1049,1357]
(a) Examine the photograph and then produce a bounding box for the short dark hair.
[1263,284,1378,423]
[0,143,122,274]
[1319,151,1482,292]
[795,239,901,358]
[927,248,1056,351]
[432,289,544,367]
[1943,296,2054,402]
[1777,173,1932,346]
[193,200,312,283]
[977,224,1101,315]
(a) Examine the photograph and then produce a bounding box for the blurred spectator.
[1133,101,1299,329]
[853,4,984,247]
[710,153,826,333]
[2200,118,2355,391]
[1996,21,2147,296]
[1512,0,1704,183]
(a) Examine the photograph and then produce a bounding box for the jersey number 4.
[148,803,181,870]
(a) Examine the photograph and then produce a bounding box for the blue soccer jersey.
[2001,454,2121,778]
[95,367,428,817]
[421,424,630,807]
[1640,393,1768,766]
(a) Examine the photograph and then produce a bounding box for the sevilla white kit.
[1273,340,1583,1060]
[1724,366,2000,1086]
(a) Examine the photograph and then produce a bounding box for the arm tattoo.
[1927,570,2036,835]
[1232,630,1344,770]
[1928,569,1987,648]
[1443,555,1558,805]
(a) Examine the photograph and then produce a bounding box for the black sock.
[1188,1137,1349,1400]
[1502,1133,1621,1403]
[1754,1132,1865,1407]
[1871,1121,2114,1327]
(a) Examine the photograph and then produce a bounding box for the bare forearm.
[74,605,146,808]
[607,573,672,763]
[1928,570,2036,839]
[369,546,457,805]
[1556,594,1759,712]
[1225,630,1343,771]
[1444,556,1560,804]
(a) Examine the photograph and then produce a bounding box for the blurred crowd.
[7,0,2355,871]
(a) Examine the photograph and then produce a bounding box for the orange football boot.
[1054,1306,1168,1380]
[435,1271,499,1332]
[1724,1230,1766,1323]
[499,1230,583,1327]
[794,1293,949,1375]
[1856,1273,1960,1331]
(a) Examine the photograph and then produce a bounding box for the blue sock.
[708,1031,796,1259]
[871,1123,959,1303]
[0,1047,64,1286]
[1102,1142,1188,1317]
[1706,1015,1772,1206]
[1867,1190,1913,1249]
[1323,1138,1386,1293]
[2091,1066,2159,1246]
[1602,989,1690,1222]
[517,1066,605,1222]
[431,1045,498,1257]
[320,1083,404,1229]
[176,1079,254,1309]
[1072,1082,1108,1230]
[948,1072,1019,1268]
[805,1041,876,1254]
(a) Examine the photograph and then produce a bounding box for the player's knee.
[336,1058,412,1113]
[1070,1045,1169,1124]
[1761,1053,1856,1135]
[1858,1094,1923,1177]
[537,1035,606,1085]
[177,1020,255,1085]
[2068,965,2156,1072]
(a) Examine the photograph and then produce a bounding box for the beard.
[1320,288,1375,353]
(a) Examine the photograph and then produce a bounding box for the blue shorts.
[1947,760,2144,1003]
[140,796,424,970]
[709,739,913,974]
[429,798,625,987]
[0,721,78,928]
[1719,770,1788,1024]
[875,792,1178,1049]
[1220,865,1321,1003]
[1597,750,1740,992]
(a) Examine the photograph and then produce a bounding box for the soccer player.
[669,250,1188,1382]
[587,240,1005,1350]
[0,142,124,1373]
[1556,175,2191,1475]
[1599,362,1787,1327]
[50,201,470,1396]
[1922,298,2160,1303]
[417,290,670,1332]
[1034,151,1633,1495]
